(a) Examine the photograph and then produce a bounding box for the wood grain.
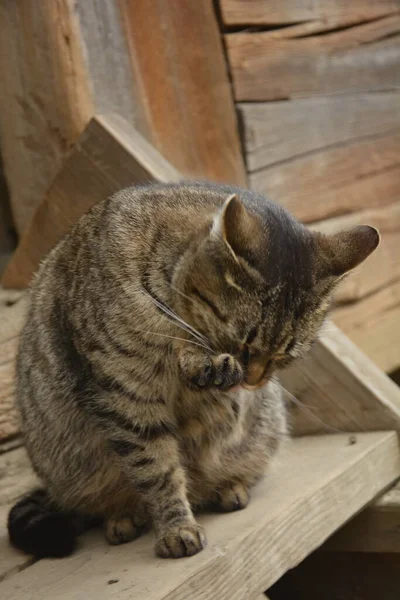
[250,131,400,224]
[0,290,28,443]
[0,0,94,234]
[119,0,247,185]
[282,322,400,436]
[1,115,180,290]
[220,0,400,26]
[1,432,399,598]
[226,15,400,101]
[240,93,400,172]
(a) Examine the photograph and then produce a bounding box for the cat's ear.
[211,194,262,260]
[315,225,380,278]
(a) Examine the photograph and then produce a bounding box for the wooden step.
[0,432,399,599]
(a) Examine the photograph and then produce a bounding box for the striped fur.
[9,182,379,559]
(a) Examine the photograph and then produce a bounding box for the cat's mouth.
[242,354,272,390]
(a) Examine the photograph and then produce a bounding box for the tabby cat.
[8,182,379,559]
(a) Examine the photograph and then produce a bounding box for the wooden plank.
[1,115,180,290]
[240,93,400,172]
[0,0,94,234]
[0,445,38,583]
[0,290,28,443]
[119,0,247,185]
[1,432,399,598]
[281,322,400,436]
[220,0,400,26]
[226,15,400,101]
[250,131,400,224]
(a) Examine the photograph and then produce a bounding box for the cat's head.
[173,193,379,389]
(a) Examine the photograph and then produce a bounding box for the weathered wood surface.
[220,0,400,26]
[226,15,400,101]
[0,289,28,443]
[282,322,400,436]
[119,0,247,186]
[1,432,399,598]
[250,130,400,224]
[240,93,400,172]
[0,0,94,234]
[1,115,180,290]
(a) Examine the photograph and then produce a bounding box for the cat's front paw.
[155,521,206,558]
[180,352,243,391]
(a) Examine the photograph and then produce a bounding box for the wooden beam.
[240,93,400,172]
[1,432,399,597]
[0,0,94,234]
[220,0,400,26]
[119,0,247,185]
[281,322,400,436]
[1,115,180,290]
[226,15,400,101]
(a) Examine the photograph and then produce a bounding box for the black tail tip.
[8,503,77,559]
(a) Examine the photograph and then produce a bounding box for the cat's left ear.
[314,225,380,278]
[211,194,262,261]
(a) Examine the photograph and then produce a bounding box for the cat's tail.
[8,488,81,558]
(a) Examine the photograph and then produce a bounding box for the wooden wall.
[220,0,400,374]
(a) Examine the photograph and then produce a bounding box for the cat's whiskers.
[131,327,211,350]
[141,289,212,351]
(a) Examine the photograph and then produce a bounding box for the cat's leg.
[177,346,243,391]
[86,398,206,558]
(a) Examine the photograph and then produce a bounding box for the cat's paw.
[216,482,249,512]
[180,352,243,391]
[105,506,150,545]
[155,521,206,558]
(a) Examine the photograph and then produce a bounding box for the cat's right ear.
[211,194,262,261]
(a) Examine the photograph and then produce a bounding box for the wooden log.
[311,203,400,304]
[226,15,400,101]
[1,115,180,290]
[220,0,400,26]
[0,0,94,234]
[1,432,399,597]
[250,131,400,224]
[119,0,247,185]
[282,322,400,436]
[240,93,400,172]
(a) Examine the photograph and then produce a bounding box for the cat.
[8,182,379,559]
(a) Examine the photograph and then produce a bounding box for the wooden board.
[282,322,400,436]
[0,0,94,234]
[0,289,28,443]
[1,115,180,290]
[240,93,400,172]
[226,15,400,101]
[220,0,400,26]
[1,432,399,597]
[250,131,400,224]
[119,0,247,185]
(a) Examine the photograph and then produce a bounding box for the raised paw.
[181,352,243,391]
[105,508,150,545]
[155,521,206,558]
[216,482,249,512]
